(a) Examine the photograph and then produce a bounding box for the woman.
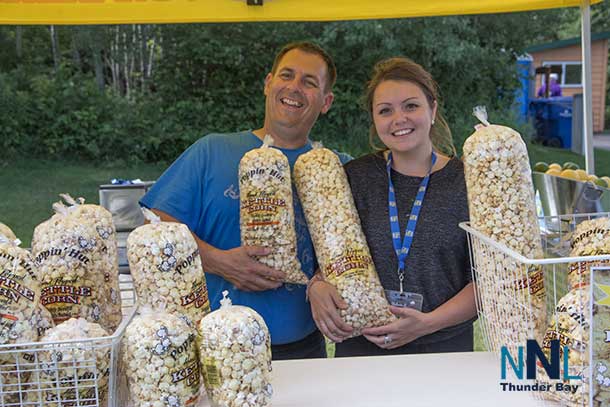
[308,57,477,356]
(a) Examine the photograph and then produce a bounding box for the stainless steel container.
[99,181,155,272]
[99,182,155,232]
[532,172,610,217]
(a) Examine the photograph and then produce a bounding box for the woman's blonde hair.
[363,57,456,157]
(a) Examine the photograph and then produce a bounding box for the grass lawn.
[0,158,167,248]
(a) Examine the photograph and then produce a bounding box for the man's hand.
[147,209,286,292]
[309,281,353,343]
[201,245,287,292]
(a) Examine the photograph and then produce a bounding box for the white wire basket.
[460,212,610,407]
[0,274,137,407]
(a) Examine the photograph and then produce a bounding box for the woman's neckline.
[380,150,453,177]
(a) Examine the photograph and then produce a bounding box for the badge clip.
[385,289,423,311]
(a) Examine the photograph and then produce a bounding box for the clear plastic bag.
[538,288,592,405]
[34,317,111,406]
[0,236,41,404]
[567,217,610,290]
[59,194,123,331]
[0,222,16,242]
[32,202,117,331]
[122,306,201,407]
[198,291,272,407]
[239,135,307,285]
[127,210,210,326]
[294,145,395,336]
[463,107,547,342]
[0,238,39,348]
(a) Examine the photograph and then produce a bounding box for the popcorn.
[567,217,610,290]
[537,288,603,405]
[29,303,55,339]
[0,222,16,242]
[31,202,117,332]
[127,217,210,326]
[198,291,272,407]
[239,135,308,285]
[537,219,610,406]
[594,361,610,406]
[122,307,201,407]
[0,240,40,401]
[0,241,40,350]
[59,195,123,332]
[294,146,396,336]
[462,112,546,343]
[33,317,111,406]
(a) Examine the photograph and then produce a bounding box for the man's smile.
[280,97,304,108]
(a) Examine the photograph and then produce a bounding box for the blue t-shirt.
[140,131,351,345]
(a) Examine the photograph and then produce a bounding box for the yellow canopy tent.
[0,0,601,172]
[0,0,601,25]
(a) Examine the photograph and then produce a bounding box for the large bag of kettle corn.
[0,233,41,404]
[294,145,395,336]
[31,202,116,331]
[122,306,201,407]
[462,107,546,342]
[127,209,210,326]
[0,234,39,348]
[239,135,308,285]
[59,194,123,331]
[567,217,610,290]
[536,219,610,406]
[33,317,111,407]
[198,291,272,407]
[537,288,596,405]
[0,222,16,242]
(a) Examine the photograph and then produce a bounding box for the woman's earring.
[432,119,436,125]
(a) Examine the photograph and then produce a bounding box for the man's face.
[263,49,334,141]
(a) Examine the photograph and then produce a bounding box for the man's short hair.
[271,41,337,92]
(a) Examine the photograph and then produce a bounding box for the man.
[537,73,562,98]
[140,41,351,360]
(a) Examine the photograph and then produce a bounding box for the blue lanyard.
[387,151,437,292]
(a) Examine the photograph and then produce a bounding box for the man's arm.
[149,208,286,292]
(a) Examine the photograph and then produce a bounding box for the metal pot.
[532,172,610,217]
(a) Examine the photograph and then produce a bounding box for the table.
[197,352,544,406]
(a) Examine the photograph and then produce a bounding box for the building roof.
[526,31,610,53]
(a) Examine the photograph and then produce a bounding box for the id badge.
[384,289,423,311]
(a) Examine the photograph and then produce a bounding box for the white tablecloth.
[197,352,544,407]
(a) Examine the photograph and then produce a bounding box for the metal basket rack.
[0,274,137,407]
[460,212,610,407]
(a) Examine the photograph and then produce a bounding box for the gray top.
[344,152,473,344]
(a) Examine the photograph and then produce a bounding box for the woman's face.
[372,80,437,155]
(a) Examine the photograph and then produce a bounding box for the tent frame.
[581,0,595,174]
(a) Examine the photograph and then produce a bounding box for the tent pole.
[581,0,594,174]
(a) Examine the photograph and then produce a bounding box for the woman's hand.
[361,306,436,350]
[363,282,477,350]
[309,281,353,343]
